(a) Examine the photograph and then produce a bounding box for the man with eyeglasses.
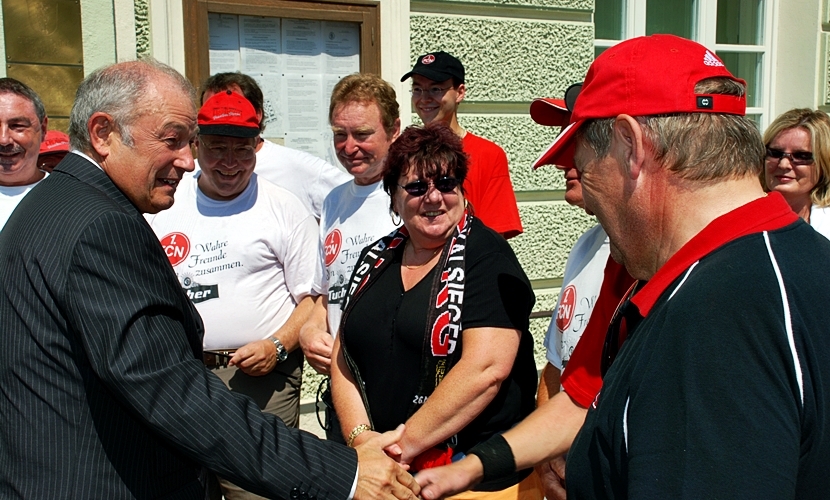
[200,72,352,220]
[416,34,830,499]
[147,90,320,500]
[401,52,523,239]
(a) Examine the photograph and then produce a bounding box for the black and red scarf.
[339,209,474,427]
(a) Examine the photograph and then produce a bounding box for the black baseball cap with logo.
[401,51,465,84]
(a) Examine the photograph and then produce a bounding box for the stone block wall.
[410,0,597,370]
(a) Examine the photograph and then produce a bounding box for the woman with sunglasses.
[330,123,541,499]
[763,108,830,238]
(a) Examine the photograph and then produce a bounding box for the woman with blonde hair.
[763,108,830,238]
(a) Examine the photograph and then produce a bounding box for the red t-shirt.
[462,133,523,239]
[560,256,636,408]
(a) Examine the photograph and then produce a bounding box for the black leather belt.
[203,350,235,369]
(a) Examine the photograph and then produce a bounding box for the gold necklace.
[402,243,441,270]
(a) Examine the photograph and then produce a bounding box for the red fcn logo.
[421,54,435,64]
[324,229,342,267]
[160,232,190,267]
[556,284,576,332]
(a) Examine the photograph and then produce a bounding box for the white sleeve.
[309,158,351,219]
[312,204,330,295]
[281,212,323,302]
[544,309,564,369]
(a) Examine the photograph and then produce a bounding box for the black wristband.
[467,434,516,484]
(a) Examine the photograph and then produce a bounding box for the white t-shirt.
[146,173,320,350]
[544,224,609,370]
[254,139,351,219]
[810,205,830,240]
[0,181,42,230]
[315,180,401,335]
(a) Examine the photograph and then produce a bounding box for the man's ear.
[455,83,466,104]
[88,112,115,159]
[390,117,401,142]
[612,114,646,180]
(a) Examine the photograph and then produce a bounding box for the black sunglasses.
[398,177,460,197]
[765,147,814,166]
[600,280,643,378]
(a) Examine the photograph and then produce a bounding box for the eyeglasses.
[409,86,453,99]
[398,177,460,197]
[199,138,256,161]
[766,147,814,166]
[600,280,642,378]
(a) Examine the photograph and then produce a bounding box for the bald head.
[69,60,195,154]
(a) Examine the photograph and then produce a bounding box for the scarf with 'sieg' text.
[339,209,473,427]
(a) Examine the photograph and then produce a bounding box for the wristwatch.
[270,337,289,363]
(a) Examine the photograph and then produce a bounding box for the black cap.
[401,51,465,84]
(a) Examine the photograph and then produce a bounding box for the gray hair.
[579,77,764,181]
[0,77,47,124]
[69,59,195,152]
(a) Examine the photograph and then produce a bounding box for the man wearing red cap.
[147,90,320,499]
[402,52,523,239]
[38,130,70,173]
[528,95,635,500]
[0,77,46,229]
[416,34,830,499]
[199,73,351,220]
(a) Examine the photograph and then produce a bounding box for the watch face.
[273,338,288,362]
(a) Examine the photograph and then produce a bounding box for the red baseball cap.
[39,130,70,154]
[533,34,746,169]
[529,98,570,127]
[198,90,259,138]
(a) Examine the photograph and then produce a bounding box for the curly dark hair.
[382,122,468,211]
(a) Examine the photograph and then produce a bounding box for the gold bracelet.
[346,424,372,447]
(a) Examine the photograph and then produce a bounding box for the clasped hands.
[352,427,485,500]
[353,425,421,500]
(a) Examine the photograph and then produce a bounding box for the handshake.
[353,425,484,500]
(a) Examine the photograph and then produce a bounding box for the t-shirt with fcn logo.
[314,180,400,336]
[544,225,609,370]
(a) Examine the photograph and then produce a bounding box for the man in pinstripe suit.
[0,60,419,500]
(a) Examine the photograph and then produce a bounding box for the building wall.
[409,0,596,368]
[822,0,830,111]
[772,0,823,116]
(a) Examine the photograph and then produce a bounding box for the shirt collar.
[631,192,798,316]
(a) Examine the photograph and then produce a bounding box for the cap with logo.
[533,34,746,169]
[39,130,70,155]
[401,51,465,84]
[198,90,260,138]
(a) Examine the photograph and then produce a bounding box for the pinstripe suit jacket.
[0,154,357,499]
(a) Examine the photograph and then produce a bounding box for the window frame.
[593,0,776,128]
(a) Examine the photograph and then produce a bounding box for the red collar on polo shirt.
[631,191,798,317]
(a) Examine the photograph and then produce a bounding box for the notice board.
[183,0,380,163]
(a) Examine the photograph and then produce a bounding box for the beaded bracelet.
[466,434,516,483]
[346,424,372,447]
